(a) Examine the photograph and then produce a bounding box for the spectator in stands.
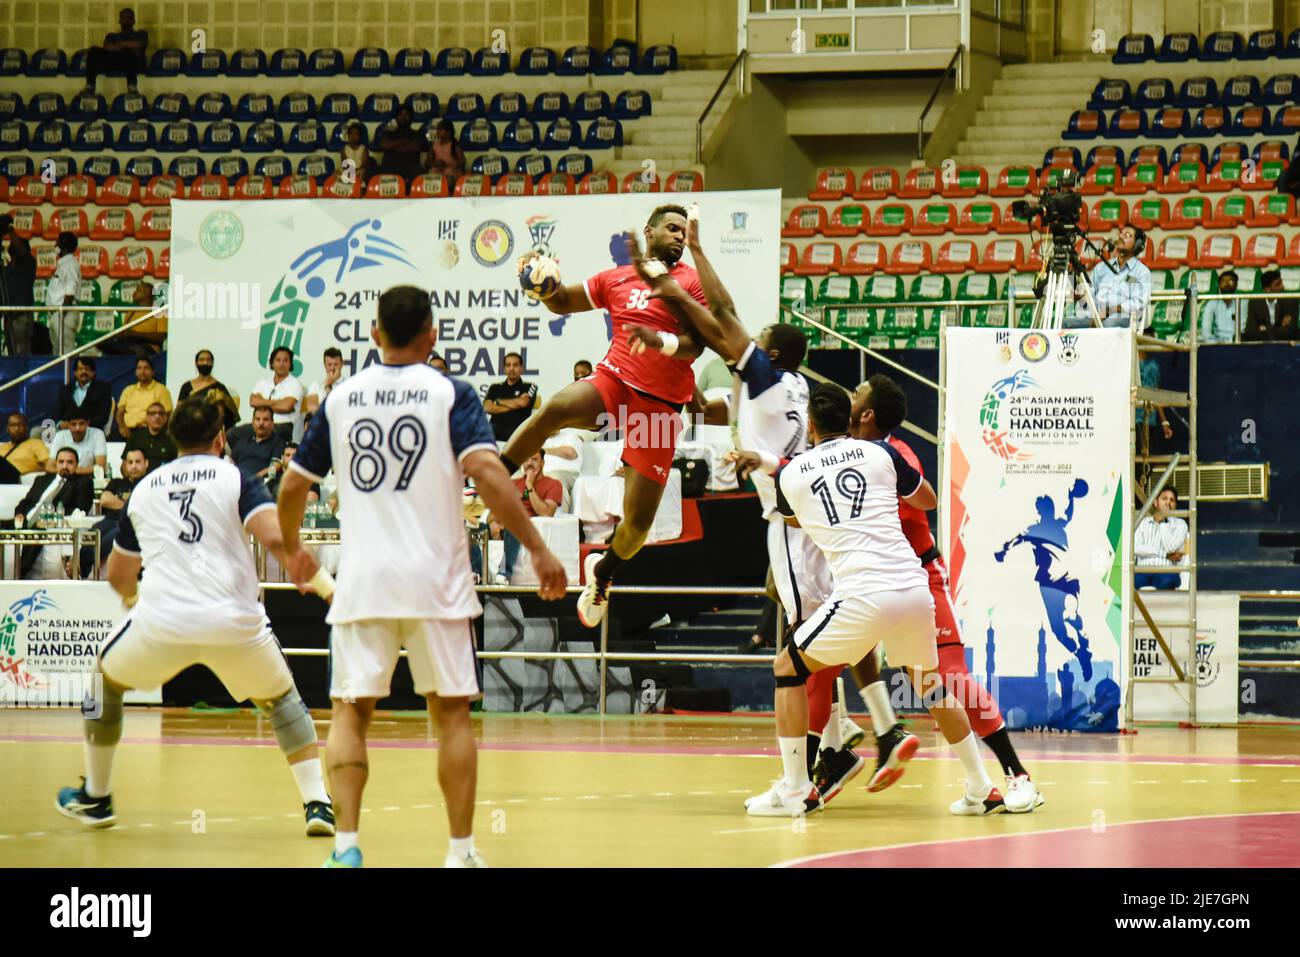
[429,351,448,372]
[82,7,148,96]
[377,106,428,184]
[83,446,147,574]
[251,345,305,441]
[483,352,538,442]
[266,443,319,502]
[228,407,286,481]
[57,357,114,432]
[3,233,37,356]
[695,354,732,393]
[340,123,373,184]
[1086,225,1151,328]
[177,349,238,429]
[1243,269,1298,341]
[426,120,465,181]
[15,448,94,580]
[121,280,165,349]
[45,413,106,476]
[1201,269,1243,344]
[1134,488,1188,590]
[115,355,172,438]
[573,359,593,381]
[124,402,176,471]
[470,449,562,584]
[45,232,82,355]
[303,346,345,421]
[0,412,49,482]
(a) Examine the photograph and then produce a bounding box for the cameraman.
[1077,225,1151,329]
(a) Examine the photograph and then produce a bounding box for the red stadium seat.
[36,245,58,278]
[810,167,855,200]
[1239,232,1286,267]
[536,172,576,195]
[854,167,899,199]
[1207,195,1251,228]
[793,242,842,276]
[97,175,140,206]
[453,174,492,197]
[782,204,827,238]
[407,172,449,198]
[1129,197,1170,230]
[977,238,1027,273]
[42,208,89,240]
[1037,165,1078,191]
[90,208,135,240]
[187,175,230,199]
[1166,196,1209,229]
[233,174,273,199]
[1159,160,1205,193]
[1117,161,1163,194]
[840,240,887,275]
[1286,235,1300,266]
[7,208,43,239]
[939,165,988,199]
[1081,163,1121,195]
[866,203,913,237]
[1243,157,1285,192]
[912,202,957,236]
[823,203,867,237]
[954,201,1001,235]
[622,170,660,193]
[1245,194,1297,227]
[321,172,363,198]
[107,245,150,279]
[1203,161,1244,192]
[990,165,1034,197]
[933,239,979,273]
[141,174,183,206]
[665,170,703,192]
[1087,198,1128,232]
[53,175,96,206]
[0,180,7,204]
[495,173,534,196]
[135,208,170,240]
[77,244,109,278]
[1196,234,1241,268]
[883,240,932,275]
[10,176,51,206]
[278,174,319,198]
[897,167,939,199]
[364,174,405,198]
[577,171,617,195]
[1148,234,1196,270]
[153,246,170,279]
[779,242,797,274]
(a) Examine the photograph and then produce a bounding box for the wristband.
[659,332,680,357]
[309,567,336,600]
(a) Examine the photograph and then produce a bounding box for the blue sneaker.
[323,847,363,868]
[55,778,116,828]
[304,801,335,837]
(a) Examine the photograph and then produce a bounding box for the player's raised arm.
[517,251,594,315]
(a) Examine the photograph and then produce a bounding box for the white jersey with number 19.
[290,362,498,625]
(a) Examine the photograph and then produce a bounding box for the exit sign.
[815,32,850,49]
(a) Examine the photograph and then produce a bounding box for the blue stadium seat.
[361,93,400,121]
[1260,74,1298,105]
[108,92,147,120]
[0,93,20,123]
[349,48,390,76]
[635,45,677,74]
[254,156,293,180]
[460,118,499,151]
[228,48,267,76]
[559,45,596,75]
[306,48,344,76]
[392,48,431,75]
[472,152,511,182]
[82,155,119,183]
[1113,34,1155,63]
[445,92,486,120]
[0,49,27,76]
[43,156,77,180]
[501,118,540,152]
[1107,109,1147,138]
[287,120,327,153]
[582,117,623,149]
[488,92,527,120]
[597,45,634,75]
[515,152,552,181]
[405,92,439,123]
[268,49,306,76]
[516,47,556,75]
[72,120,112,152]
[433,47,471,75]
[157,120,199,153]
[543,118,579,151]
[1191,107,1229,137]
[147,49,186,76]
[1149,107,1188,138]
[0,122,28,151]
[244,120,284,153]
[33,120,72,151]
[234,93,274,121]
[68,93,106,121]
[1063,110,1105,139]
[1285,29,1300,59]
[328,120,368,150]
[1,155,34,182]
[24,92,65,121]
[1170,143,1208,166]
[1244,30,1282,60]
[1199,32,1243,61]
[1154,33,1197,62]
[1209,141,1248,167]
[557,153,593,180]
[1175,76,1218,108]
[193,92,232,120]
[298,154,336,179]
[65,49,91,77]
[186,50,227,76]
[613,89,652,119]
[1135,78,1173,108]
[1221,75,1262,106]
[320,93,359,122]
[1085,145,1126,170]
[211,155,248,183]
[27,48,68,76]
[572,90,612,119]
[124,155,162,180]
[530,92,571,120]
[277,93,318,122]
[1253,140,1290,164]
[1232,105,1271,137]
[471,48,510,76]
[149,93,191,121]
[168,155,206,183]
[1088,78,1130,110]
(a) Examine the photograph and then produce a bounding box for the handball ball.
[519,255,560,299]
[1071,478,1089,497]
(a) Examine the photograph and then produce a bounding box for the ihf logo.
[1195,639,1220,687]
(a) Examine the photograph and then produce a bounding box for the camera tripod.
[1031,226,1116,330]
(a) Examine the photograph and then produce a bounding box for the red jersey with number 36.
[582,261,706,405]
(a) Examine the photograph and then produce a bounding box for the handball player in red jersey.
[511,205,708,627]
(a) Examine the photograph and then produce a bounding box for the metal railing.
[696,49,747,164]
[0,529,100,580]
[917,45,964,160]
[0,304,169,393]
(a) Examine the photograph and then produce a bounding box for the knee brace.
[261,690,318,756]
[83,681,124,747]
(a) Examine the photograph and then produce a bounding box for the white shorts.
[769,517,834,627]
[98,617,295,703]
[791,585,938,671]
[329,618,481,700]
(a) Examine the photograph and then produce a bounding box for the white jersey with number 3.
[775,436,928,597]
[290,362,497,625]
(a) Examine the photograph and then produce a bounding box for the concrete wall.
[705,75,813,195]
[638,0,738,57]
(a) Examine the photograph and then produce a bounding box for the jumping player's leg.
[499,380,606,474]
[577,463,670,628]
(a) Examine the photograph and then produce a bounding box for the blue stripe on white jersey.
[734,340,809,520]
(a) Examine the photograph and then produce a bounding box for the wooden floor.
[3,709,1299,867]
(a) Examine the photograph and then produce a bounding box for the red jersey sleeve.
[583,269,611,311]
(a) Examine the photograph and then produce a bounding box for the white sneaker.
[949,785,1007,816]
[444,848,489,868]
[839,714,866,750]
[1004,774,1044,813]
[744,779,823,817]
[576,551,609,628]
[493,572,509,585]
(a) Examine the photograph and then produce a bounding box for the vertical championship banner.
[167,191,779,407]
[942,328,1132,731]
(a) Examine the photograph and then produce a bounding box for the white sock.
[864,681,897,737]
[778,736,808,789]
[821,701,843,750]
[83,742,115,798]
[449,835,475,858]
[952,731,993,797]
[290,756,329,803]
[335,831,359,855]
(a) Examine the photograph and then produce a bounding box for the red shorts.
[585,366,683,486]
[927,556,1004,737]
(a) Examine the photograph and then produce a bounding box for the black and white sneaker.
[304,800,336,836]
[811,747,866,804]
[55,778,116,828]
[866,723,920,793]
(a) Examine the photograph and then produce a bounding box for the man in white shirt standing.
[1135,487,1188,590]
[45,231,83,354]
[45,412,107,476]
[302,346,346,423]
[250,345,306,441]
